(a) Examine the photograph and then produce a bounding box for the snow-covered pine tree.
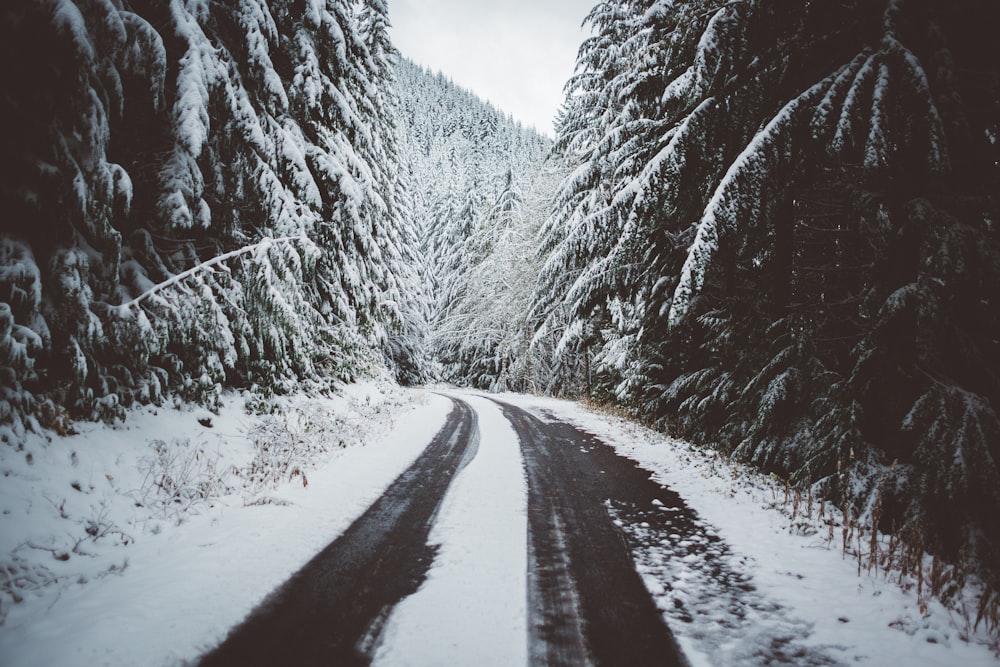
[394,58,552,387]
[0,0,426,433]
[356,0,432,384]
[1,0,160,427]
[536,0,1000,586]
[432,163,568,391]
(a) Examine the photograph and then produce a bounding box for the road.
[199,395,691,666]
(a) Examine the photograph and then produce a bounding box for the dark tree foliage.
[0,0,424,436]
[535,0,1000,584]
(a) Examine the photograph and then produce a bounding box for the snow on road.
[3,385,998,666]
[496,392,1000,667]
[374,393,529,667]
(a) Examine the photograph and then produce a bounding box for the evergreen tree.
[0,0,427,433]
[535,0,1000,583]
[393,58,552,387]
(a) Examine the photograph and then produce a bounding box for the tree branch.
[117,235,306,309]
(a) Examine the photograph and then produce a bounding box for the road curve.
[492,398,689,667]
[198,397,478,667]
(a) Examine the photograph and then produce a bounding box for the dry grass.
[780,482,1000,651]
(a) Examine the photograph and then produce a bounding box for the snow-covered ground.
[498,392,1000,667]
[0,382,451,666]
[1,386,997,666]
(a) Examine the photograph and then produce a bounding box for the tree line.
[527,0,1000,603]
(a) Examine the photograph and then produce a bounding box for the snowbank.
[0,383,448,666]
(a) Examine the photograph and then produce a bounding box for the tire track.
[492,399,689,667]
[198,397,477,667]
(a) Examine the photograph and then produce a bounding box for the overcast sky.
[388,0,596,137]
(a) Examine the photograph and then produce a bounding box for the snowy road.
[197,394,688,666]
[6,389,996,666]
[498,399,686,666]
[199,397,478,666]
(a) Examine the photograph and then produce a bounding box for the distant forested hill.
[394,58,556,390]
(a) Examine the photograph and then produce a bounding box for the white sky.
[388,0,596,137]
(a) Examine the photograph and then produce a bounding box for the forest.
[1,0,998,625]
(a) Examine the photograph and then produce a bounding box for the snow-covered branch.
[118,236,306,309]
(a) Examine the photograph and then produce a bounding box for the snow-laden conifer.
[534,0,1000,591]
[393,58,552,387]
[0,0,428,425]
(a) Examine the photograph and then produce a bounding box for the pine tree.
[535,0,1000,582]
[0,0,428,429]
[394,58,552,386]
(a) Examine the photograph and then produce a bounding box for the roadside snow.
[0,384,450,667]
[497,392,1000,667]
[374,393,529,667]
[5,385,997,666]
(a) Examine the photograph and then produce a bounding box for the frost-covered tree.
[0,0,428,435]
[394,59,552,386]
[535,0,1000,584]
[356,0,433,384]
[432,163,568,391]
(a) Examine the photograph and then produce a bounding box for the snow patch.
[374,394,529,667]
[496,392,1000,666]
